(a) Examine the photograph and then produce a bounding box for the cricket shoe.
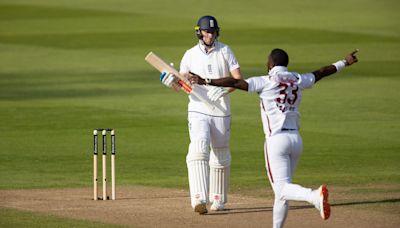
[210,200,224,211]
[210,195,224,211]
[314,184,330,220]
[194,201,208,215]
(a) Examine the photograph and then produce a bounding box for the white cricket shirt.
[180,41,240,116]
[246,66,315,137]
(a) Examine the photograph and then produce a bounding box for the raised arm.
[225,68,243,92]
[188,73,249,91]
[205,68,244,101]
[313,49,359,82]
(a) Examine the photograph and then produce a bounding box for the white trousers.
[187,112,231,207]
[188,112,231,149]
[264,132,315,228]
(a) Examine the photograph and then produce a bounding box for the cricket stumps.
[93,128,116,200]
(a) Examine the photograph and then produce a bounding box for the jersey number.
[275,83,299,112]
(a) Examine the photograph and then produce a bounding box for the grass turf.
[1,1,399,226]
[0,0,399,194]
[0,207,121,228]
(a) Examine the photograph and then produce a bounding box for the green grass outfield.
[0,207,122,228]
[0,0,399,226]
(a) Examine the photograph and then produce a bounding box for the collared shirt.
[180,41,240,116]
[246,66,315,137]
[199,41,216,54]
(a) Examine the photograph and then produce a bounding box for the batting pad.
[209,148,231,203]
[187,140,210,162]
[187,160,209,207]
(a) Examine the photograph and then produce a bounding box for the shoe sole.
[320,184,330,220]
[194,203,208,215]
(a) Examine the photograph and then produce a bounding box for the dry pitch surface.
[1,185,399,228]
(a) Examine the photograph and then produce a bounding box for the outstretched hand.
[345,49,359,65]
[187,72,205,85]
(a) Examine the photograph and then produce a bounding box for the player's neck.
[200,41,216,53]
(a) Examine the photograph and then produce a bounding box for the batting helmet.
[195,15,220,39]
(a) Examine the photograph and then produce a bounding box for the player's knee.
[274,182,288,199]
[209,147,231,168]
[186,140,210,162]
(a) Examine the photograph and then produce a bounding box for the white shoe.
[210,194,225,211]
[194,201,208,214]
[210,200,224,211]
[314,184,330,220]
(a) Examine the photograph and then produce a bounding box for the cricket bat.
[145,51,218,111]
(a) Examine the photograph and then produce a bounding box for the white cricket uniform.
[180,41,240,208]
[246,66,317,228]
[180,41,239,117]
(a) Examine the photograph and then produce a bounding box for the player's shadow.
[117,196,188,200]
[205,198,400,215]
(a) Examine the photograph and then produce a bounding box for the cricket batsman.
[159,15,242,214]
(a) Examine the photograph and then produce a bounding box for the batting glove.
[160,72,176,88]
[207,87,229,102]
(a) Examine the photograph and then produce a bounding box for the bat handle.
[177,81,214,110]
[177,80,192,93]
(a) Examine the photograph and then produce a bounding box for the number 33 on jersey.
[276,82,299,112]
[245,66,315,136]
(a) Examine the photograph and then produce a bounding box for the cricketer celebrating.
[188,48,359,227]
[159,15,242,214]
